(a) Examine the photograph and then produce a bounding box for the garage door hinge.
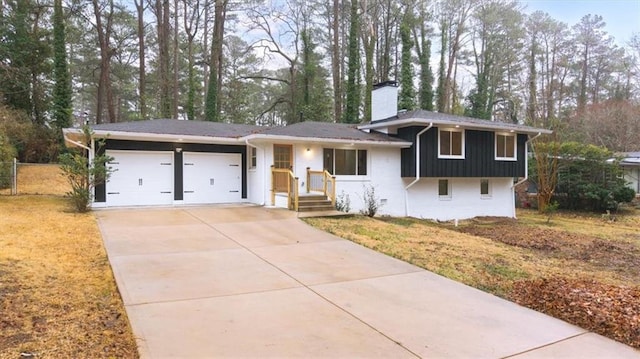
[160,162,171,165]
[160,191,172,194]
[185,163,194,166]
[184,191,195,193]
[107,192,120,195]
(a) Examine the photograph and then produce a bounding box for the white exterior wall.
[246,144,266,205]
[623,167,639,193]
[246,142,516,220]
[406,177,515,221]
[331,147,407,216]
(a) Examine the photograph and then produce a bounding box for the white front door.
[182,152,242,204]
[105,150,174,206]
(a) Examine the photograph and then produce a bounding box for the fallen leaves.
[510,277,640,349]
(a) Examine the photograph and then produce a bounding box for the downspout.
[245,139,266,205]
[511,132,542,218]
[404,123,433,216]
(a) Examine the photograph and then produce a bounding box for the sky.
[522,0,640,45]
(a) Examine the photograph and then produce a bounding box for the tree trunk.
[331,0,342,123]
[134,0,146,120]
[93,0,116,123]
[156,0,171,118]
[172,0,179,118]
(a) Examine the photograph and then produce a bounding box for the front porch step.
[297,194,335,212]
[298,203,336,212]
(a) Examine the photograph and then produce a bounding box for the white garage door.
[183,152,242,204]
[105,150,174,206]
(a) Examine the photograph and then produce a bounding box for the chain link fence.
[0,161,70,196]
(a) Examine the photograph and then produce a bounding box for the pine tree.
[344,0,360,124]
[52,0,72,129]
[398,21,415,111]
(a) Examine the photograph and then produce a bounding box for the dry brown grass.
[0,164,70,196]
[0,196,138,358]
[304,210,640,348]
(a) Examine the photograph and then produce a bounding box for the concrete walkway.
[96,205,640,358]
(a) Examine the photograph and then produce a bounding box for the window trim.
[248,146,257,170]
[495,133,517,161]
[323,148,368,177]
[480,178,491,198]
[438,128,465,159]
[438,179,451,200]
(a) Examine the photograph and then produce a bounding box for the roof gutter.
[62,129,91,151]
[404,123,433,216]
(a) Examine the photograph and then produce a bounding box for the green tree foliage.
[59,126,114,212]
[297,28,332,122]
[530,142,635,212]
[344,0,360,124]
[0,0,51,124]
[52,0,73,130]
[398,21,416,111]
[418,38,434,111]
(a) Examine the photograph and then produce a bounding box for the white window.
[439,128,465,159]
[438,179,451,199]
[495,133,516,160]
[323,148,367,176]
[249,146,257,169]
[480,178,491,198]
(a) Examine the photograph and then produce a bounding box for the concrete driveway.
[96,205,639,358]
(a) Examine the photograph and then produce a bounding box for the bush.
[0,133,16,189]
[360,185,383,217]
[614,186,636,204]
[59,126,113,212]
[532,142,635,212]
[335,190,351,212]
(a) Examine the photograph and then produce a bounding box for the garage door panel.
[105,151,174,206]
[183,152,242,204]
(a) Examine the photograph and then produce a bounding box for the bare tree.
[92,0,116,123]
[134,0,147,119]
[183,0,203,120]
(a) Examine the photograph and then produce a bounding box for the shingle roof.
[91,119,264,138]
[88,119,407,144]
[257,121,407,143]
[361,110,552,135]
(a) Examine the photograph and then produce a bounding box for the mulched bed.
[510,277,640,349]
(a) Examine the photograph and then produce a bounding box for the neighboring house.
[620,152,640,195]
[62,82,551,220]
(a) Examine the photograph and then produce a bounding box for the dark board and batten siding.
[397,126,527,178]
[95,139,247,203]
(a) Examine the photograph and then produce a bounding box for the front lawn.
[0,195,138,358]
[304,208,640,349]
